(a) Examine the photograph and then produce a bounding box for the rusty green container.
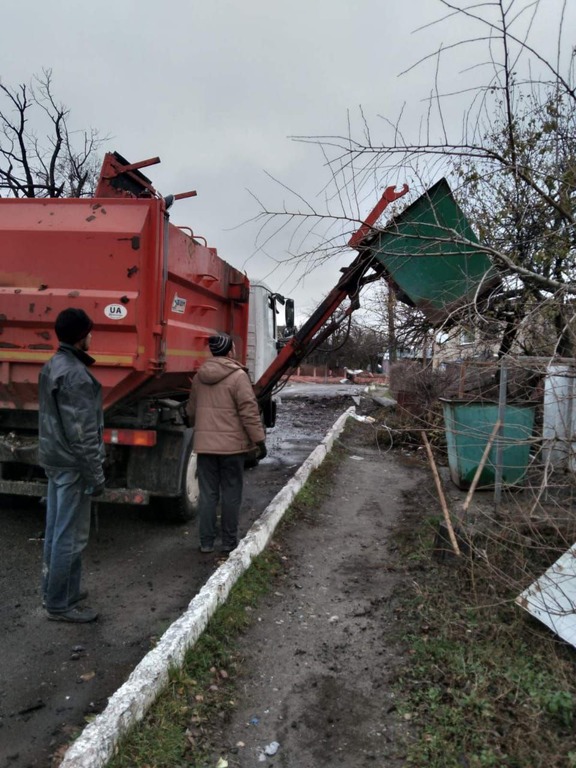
[441,399,536,490]
[367,178,498,324]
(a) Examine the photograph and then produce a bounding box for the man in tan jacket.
[186,333,266,554]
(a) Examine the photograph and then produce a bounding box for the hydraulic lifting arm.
[253,184,409,404]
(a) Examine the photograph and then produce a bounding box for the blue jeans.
[42,468,92,613]
[197,454,245,549]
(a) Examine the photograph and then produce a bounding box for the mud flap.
[261,397,277,428]
[127,428,193,496]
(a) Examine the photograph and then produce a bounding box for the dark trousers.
[197,453,245,549]
[43,468,91,613]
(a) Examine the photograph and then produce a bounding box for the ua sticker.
[104,304,128,320]
[171,294,186,314]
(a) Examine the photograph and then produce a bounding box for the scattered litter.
[329,615,339,623]
[351,396,361,406]
[236,741,245,748]
[343,367,363,381]
[264,741,280,756]
[349,455,363,461]
[348,413,376,424]
[258,753,267,763]
[371,395,397,408]
[78,671,96,683]
[216,758,228,768]
[249,716,260,725]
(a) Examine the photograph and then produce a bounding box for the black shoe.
[199,544,215,553]
[47,606,98,623]
[220,544,237,554]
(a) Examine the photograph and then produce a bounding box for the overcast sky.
[2,0,573,318]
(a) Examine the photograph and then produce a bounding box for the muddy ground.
[205,419,428,768]
[0,385,364,768]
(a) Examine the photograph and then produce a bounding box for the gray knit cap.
[208,333,233,357]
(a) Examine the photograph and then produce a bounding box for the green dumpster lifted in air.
[359,178,498,325]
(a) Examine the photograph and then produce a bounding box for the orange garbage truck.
[0,152,292,520]
[0,151,414,521]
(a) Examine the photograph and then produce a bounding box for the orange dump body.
[0,195,249,412]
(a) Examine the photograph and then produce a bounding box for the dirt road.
[207,421,427,767]
[0,387,359,768]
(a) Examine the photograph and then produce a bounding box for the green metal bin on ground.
[440,399,536,490]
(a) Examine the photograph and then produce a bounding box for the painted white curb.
[60,406,355,768]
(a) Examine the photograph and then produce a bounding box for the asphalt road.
[0,386,356,768]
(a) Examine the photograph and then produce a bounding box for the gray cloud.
[2,0,573,316]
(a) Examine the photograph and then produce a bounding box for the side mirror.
[285,298,295,330]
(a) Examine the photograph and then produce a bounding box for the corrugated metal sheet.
[516,544,576,647]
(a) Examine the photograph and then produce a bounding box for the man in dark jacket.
[38,308,105,623]
[186,333,266,554]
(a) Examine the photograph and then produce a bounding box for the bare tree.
[0,69,106,198]
[254,0,576,354]
[361,282,431,359]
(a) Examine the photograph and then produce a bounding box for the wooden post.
[461,419,501,520]
[421,431,461,556]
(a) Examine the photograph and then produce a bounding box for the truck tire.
[148,442,199,523]
[180,445,200,521]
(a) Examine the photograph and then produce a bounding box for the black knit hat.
[55,308,94,345]
[208,333,233,357]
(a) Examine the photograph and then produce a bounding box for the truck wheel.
[149,444,199,523]
[180,446,200,520]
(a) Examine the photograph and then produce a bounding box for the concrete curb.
[60,406,354,767]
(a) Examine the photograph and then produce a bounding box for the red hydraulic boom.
[253,184,409,403]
